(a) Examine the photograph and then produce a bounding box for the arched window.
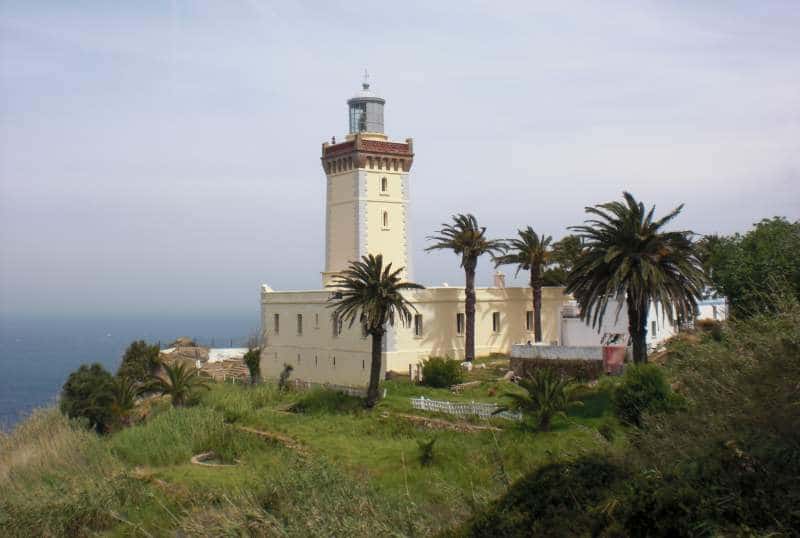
[381,177,387,192]
[367,156,373,169]
[377,158,383,170]
[392,159,398,171]
[348,156,353,169]
[382,211,389,227]
[383,158,389,170]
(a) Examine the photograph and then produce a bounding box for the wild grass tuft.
[0,408,144,537]
[109,406,228,466]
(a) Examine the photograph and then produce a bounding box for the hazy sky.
[1,1,799,318]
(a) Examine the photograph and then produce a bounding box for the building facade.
[260,81,569,387]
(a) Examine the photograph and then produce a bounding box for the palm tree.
[495,368,581,431]
[566,192,706,363]
[150,362,211,407]
[110,376,144,427]
[494,227,554,343]
[328,254,423,408]
[426,214,506,361]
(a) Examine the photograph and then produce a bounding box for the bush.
[243,347,261,384]
[59,363,116,433]
[417,437,436,466]
[612,363,677,427]
[117,340,161,384]
[450,455,626,537]
[420,357,464,388]
[289,389,364,414]
[497,368,581,431]
[278,363,294,392]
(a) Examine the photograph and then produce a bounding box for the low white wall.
[511,344,603,360]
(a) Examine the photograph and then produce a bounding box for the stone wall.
[511,344,603,360]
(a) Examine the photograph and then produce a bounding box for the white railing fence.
[410,396,522,422]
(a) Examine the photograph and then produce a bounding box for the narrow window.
[314,313,319,329]
[492,312,501,333]
[297,353,301,364]
[382,211,389,228]
[392,159,398,171]
[378,158,383,170]
[526,311,533,331]
[333,315,342,337]
[297,314,303,335]
[361,324,368,338]
[274,351,278,361]
[456,313,465,335]
[368,156,373,168]
[333,356,336,367]
[381,176,388,192]
[651,320,657,337]
[274,313,280,335]
[315,355,318,367]
[348,156,353,169]
[362,359,365,370]
[414,314,423,337]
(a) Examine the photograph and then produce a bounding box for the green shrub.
[450,455,626,537]
[420,357,464,388]
[496,368,581,431]
[117,340,161,384]
[417,437,436,466]
[612,364,677,427]
[290,389,364,414]
[243,347,261,384]
[278,363,294,391]
[59,363,116,433]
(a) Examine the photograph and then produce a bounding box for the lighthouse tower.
[321,76,414,286]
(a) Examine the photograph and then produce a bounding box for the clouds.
[1,1,799,316]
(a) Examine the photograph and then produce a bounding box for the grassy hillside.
[0,358,624,537]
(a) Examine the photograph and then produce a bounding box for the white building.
[259,80,570,387]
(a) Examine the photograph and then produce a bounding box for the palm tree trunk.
[530,267,543,343]
[464,263,477,362]
[365,330,383,408]
[626,296,648,363]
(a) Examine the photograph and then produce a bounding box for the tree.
[60,363,116,433]
[426,214,506,361]
[494,227,554,342]
[566,192,705,363]
[495,368,581,431]
[110,376,145,428]
[117,340,161,384]
[542,234,584,286]
[328,254,423,408]
[150,362,211,407]
[700,217,800,318]
[243,347,261,385]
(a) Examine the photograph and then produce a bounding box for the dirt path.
[390,413,502,433]
[236,426,311,456]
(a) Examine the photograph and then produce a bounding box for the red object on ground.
[602,345,626,375]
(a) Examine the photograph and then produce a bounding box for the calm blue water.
[0,315,257,431]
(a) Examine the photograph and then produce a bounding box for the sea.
[0,314,258,431]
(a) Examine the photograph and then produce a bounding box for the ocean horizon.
[0,314,258,431]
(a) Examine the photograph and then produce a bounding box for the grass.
[1,358,626,537]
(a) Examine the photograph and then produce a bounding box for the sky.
[1,1,799,319]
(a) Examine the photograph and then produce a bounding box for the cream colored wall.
[323,157,409,287]
[259,287,375,386]
[260,285,570,387]
[364,167,409,279]
[385,287,568,372]
[324,168,359,285]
